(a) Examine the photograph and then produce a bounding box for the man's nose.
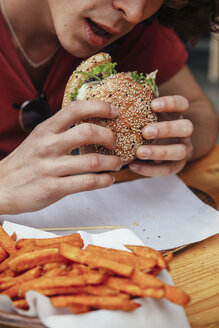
[113,0,146,24]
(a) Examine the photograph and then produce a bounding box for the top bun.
[62,52,158,163]
[62,52,112,108]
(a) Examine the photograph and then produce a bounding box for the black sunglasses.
[13,92,51,133]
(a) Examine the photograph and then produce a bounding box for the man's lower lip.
[84,20,111,47]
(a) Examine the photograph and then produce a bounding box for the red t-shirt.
[0,14,188,159]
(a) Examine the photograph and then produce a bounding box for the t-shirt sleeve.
[112,20,188,86]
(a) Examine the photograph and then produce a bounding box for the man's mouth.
[85,18,116,47]
[87,18,110,37]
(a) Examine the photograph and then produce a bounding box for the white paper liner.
[1,175,218,251]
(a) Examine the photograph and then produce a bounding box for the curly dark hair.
[156,0,219,44]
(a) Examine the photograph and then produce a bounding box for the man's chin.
[61,39,103,59]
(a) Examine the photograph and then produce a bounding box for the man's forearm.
[159,66,219,162]
[185,98,219,161]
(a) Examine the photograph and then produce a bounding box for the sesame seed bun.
[62,52,112,108]
[62,53,158,163]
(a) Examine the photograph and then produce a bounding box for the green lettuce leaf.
[131,70,159,97]
[70,56,117,101]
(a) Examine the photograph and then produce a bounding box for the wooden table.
[114,144,219,328]
[174,145,219,328]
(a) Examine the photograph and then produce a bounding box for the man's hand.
[129,95,194,177]
[0,101,122,214]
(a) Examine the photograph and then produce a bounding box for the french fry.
[164,253,173,270]
[86,245,156,272]
[34,287,84,296]
[34,286,130,298]
[125,245,166,269]
[105,276,164,299]
[164,285,190,306]
[0,266,42,291]
[0,276,11,284]
[131,269,164,288]
[0,267,16,278]
[0,226,16,255]
[149,267,162,277]
[164,253,173,264]
[0,233,18,263]
[43,267,68,278]
[13,299,29,310]
[105,276,146,297]
[43,263,67,272]
[51,294,140,311]
[0,247,8,263]
[10,232,17,242]
[0,257,11,273]
[68,303,90,314]
[143,288,164,298]
[82,285,130,297]
[67,266,108,285]
[2,283,21,299]
[83,271,108,285]
[60,243,133,277]
[9,248,69,272]
[0,242,38,274]
[16,233,83,249]
[3,275,86,299]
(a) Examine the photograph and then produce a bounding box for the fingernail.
[140,147,152,159]
[129,163,140,172]
[152,99,164,111]
[111,176,116,183]
[110,105,119,116]
[144,126,157,139]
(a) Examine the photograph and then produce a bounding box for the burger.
[62,52,158,163]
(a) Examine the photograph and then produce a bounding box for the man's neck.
[2,0,59,62]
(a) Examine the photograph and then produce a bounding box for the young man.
[0,0,218,214]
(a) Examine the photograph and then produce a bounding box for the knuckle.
[92,100,111,116]
[86,154,102,170]
[35,137,57,158]
[32,122,47,137]
[79,123,95,139]
[162,122,172,137]
[83,175,98,190]
[165,96,176,110]
[42,180,60,200]
[103,174,115,186]
[158,147,167,160]
[70,100,83,117]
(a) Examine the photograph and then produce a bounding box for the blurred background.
[186,33,219,142]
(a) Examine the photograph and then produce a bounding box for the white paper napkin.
[1,175,219,250]
[0,221,190,328]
